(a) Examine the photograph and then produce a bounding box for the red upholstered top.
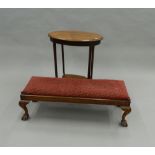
[22,76,130,101]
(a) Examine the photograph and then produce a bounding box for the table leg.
[87,46,92,79]
[61,44,65,76]
[90,46,95,79]
[19,100,30,121]
[53,42,58,77]
[120,106,131,127]
[87,45,95,79]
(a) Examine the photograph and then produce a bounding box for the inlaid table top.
[48,31,103,43]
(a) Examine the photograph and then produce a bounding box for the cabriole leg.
[19,100,30,121]
[120,106,131,127]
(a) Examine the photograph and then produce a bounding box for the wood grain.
[48,31,103,42]
[62,74,86,79]
[20,94,130,106]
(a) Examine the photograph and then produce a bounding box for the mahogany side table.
[48,31,103,79]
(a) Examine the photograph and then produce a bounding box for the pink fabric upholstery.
[21,76,130,100]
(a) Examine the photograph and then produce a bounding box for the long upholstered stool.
[19,76,131,127]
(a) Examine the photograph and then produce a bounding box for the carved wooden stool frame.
[19,94,131,127]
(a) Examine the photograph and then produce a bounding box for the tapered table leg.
[90,46,95,79]
[61,44,65,76]
[53,42,58,77]
[87,45,95,79]
[87,46,92,79]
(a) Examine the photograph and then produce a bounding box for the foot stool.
[19,76,131,127]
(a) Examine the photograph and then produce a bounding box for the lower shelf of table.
[62,74,87,79]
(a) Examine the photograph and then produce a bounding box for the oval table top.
[48,31,103,45]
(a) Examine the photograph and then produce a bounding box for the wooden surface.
[49,31,102,78]
[62,74,86,79]
[21,94,130,106]
[48,31,103,42]
[19,94,131,126]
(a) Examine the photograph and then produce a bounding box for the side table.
[48,31,103,79]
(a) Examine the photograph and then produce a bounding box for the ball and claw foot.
[21,114,29,121]
[121,119,128,127]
